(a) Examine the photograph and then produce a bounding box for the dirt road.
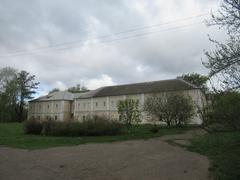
[0,134,209,180]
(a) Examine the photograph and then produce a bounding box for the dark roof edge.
[177,78,199,89]
[97,78,179,89]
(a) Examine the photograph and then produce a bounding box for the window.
[103,101,106,107]
[47,104,50,109]
[38,116,40,120]
[56,104,58,108]
[83,115,86,121]
[78,103,80,108]
[96,102,98,107]
[55,116,58,120]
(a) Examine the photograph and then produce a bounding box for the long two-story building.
[28,78,205,124]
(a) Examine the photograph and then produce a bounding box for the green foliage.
[117,98,141,126]
[0,123,189,149]
[0,67,39,122]
[150,124,159,133]
[189,132,240,180]
[15,70,39,121]
[207,92,240,131]
[24,116,123,136]
[181,73,209,92]
[24,117,43,135]
[67,84,88,93]
[144,94,195,127]
[0,67,18,122]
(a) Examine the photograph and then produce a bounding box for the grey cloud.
[0,0,225,92]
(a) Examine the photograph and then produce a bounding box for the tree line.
[0,67,39,122]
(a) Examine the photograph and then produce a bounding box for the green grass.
[0,123,188,149]
[188,132,240,180]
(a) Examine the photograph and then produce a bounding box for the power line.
[1,22,203,58]
[1,12,212,57]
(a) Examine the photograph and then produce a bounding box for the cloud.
[0,0,226,94]
[84,74,115,90]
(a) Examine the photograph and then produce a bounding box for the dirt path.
[0,130,209,180]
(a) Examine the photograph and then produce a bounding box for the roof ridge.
[100,78,177,89]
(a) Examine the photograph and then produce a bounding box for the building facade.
[28,78,205,124]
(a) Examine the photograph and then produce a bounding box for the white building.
[28,78,205,124]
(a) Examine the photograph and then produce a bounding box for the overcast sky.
[0,0,226,95]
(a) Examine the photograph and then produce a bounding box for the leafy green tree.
[181,73,209,93]
[15,71,39,122]
[117,99,141,127]
[168,94,195,127]
[0,67,18,122]
[0,67,17,92]
[0,68,39,122]
[144,94,194,127]
[204,0,240,90]
[209,92,240,131]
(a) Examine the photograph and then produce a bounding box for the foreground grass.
[0,123,188,149]
[188,132,240,180]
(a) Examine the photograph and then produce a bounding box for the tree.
[181,73,209,93]
[204,0,240,90]
[48,88,60,94]
[0,67,17,92]
[117,99,141,127]
[209,91,240,131]
[144,95,172,126]
[15,71,39,122]
[67,84,88,93]
[168,94,195,127]
[0,67,18,122]
[144,94,195,127]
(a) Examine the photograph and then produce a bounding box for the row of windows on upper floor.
[29,103,59,110]
[77,101,118,109]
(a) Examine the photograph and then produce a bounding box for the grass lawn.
[0,123,188,149]
[188,132,240,180]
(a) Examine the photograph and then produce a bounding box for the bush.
[24,117,43,135]
[80,116,123,136]
[24,116,123,136]
[150,125,159,133]
[208,92,240,131]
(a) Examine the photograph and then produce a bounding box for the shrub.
[79,116,123,136]
[24,116,123,136]
[150,125,159,133]
[208,92,240,131]
[24,117,43,135]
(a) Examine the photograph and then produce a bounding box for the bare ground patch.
[0,131,209,180]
